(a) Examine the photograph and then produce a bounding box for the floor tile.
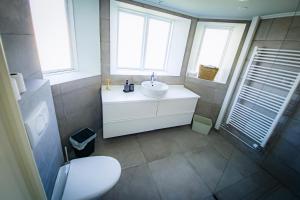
[184,146,228,191]
[168,126,210,153]
[215,159,244,192]
[136,129,182,162]
[243,171,279,200]
[262,154,300,197]
[216,170,278,200]
[260,186,298,200]
[215,150,260,192]
[207,132,235,160]
[93,135,146,169]
[149,154,211,200]
[89,126,299,200]
[230,150,260,177]
[103,164,161,200]
[203,195,218,200]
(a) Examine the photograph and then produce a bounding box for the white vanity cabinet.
[101,85,199,138]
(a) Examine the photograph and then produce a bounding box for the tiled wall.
[184,22,249,123]
[184,77,229,123]
[222,16,300,197]
[51,76,102,147]
[0,0,42,79]
[259,16,300,197]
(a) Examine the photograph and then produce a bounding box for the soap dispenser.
[123,80,130,93]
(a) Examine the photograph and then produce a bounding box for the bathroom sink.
[141,81,168,98]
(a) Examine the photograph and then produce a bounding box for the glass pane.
[117,11,144,68]
[30,0,72,72]
[144,18,170,70]
[197,28,230,67]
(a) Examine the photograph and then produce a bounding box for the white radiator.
[226,47,300,148]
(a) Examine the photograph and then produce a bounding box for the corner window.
[110,0,191,76]
[197,28,230,68]
[188,22,246,84]
[29,0,76,73]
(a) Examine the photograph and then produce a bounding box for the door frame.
[0,37,46,199]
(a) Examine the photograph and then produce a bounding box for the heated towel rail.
[226,47,300,148]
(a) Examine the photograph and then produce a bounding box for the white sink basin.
[141,81,168,98]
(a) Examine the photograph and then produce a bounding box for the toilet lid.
[62,156,121,200]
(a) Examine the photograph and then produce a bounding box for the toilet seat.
[62,156,121,200]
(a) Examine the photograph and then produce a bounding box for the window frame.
[33,0,78,74]
[110,0,191,76]
[115,7,173,72]
[196,25,233,71]
[187,21,246,84]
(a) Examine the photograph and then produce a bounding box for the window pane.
[30,0,72,72]
[117,12,144,68]
[144,19,170,70]
[197,28,230,67]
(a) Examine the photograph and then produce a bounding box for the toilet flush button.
[25,101,49,149]
[35,114,47,135]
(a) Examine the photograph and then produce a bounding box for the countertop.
[101,85,200,103]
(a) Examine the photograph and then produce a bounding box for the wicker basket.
[198,65,219,81]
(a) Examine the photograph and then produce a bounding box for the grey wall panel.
[0,0,34,34]
[1,34,42,79]
[0,0,42,79]
[51,75,101,147]
[18,79,64,199]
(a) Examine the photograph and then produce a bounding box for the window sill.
[43,71,100,86]
[186,74,227,87]
[111,69,179,76]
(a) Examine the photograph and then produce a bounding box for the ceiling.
[134,0,300,20]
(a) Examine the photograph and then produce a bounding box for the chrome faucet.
[150,72,155,84]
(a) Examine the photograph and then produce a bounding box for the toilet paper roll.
[10,78,21,101]
[10,73,26,93]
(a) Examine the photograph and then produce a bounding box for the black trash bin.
[69,128,96,158]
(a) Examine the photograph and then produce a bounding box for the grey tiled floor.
[91,125,297,200]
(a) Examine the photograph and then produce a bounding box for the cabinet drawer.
[157,98,198,116]
[103,101,157,123]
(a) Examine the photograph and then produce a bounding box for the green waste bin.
[192,114,212,135]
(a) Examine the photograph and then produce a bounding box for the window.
[30,0,75,73]
[117,11,145,68]
[197,28,230,68]
[188,22,246,84]
[117,10,171,71]
[110,0,191,76]
[144,18,171,70]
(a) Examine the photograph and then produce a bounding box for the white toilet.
[51,156,121,200]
